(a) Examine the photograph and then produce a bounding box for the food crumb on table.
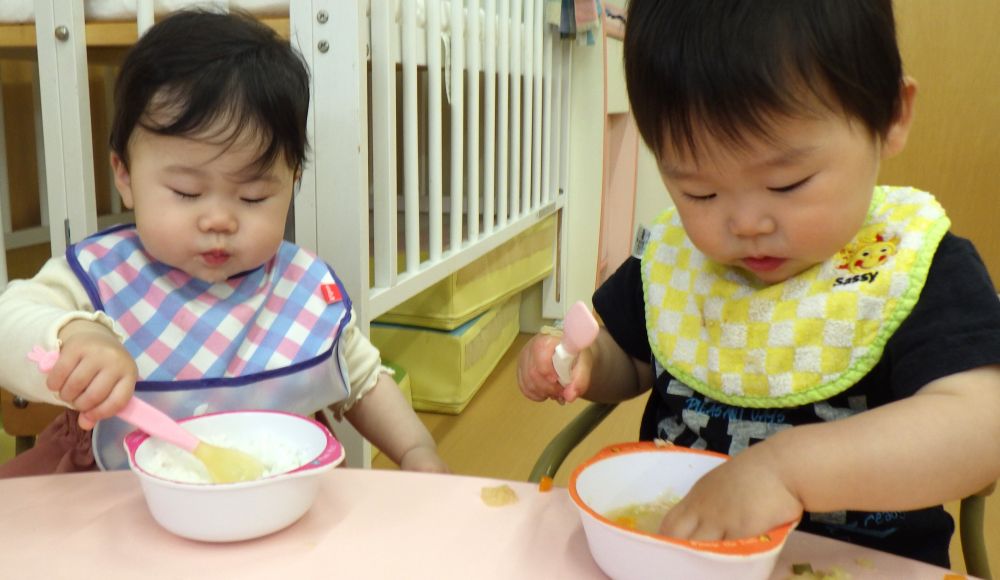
[481,484,519,507]
[788,563,852,580]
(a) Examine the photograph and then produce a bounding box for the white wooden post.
[291,0,371,469]
[34,0,98,255]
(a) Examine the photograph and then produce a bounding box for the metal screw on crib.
[54,26,70,41]
[317,11,329,24]
[318,40,329,53]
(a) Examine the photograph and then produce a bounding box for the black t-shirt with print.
[592,232,1000,568]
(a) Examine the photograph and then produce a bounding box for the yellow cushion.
[371,294,521,414]
[376,215,554,330]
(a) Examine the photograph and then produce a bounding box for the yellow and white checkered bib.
[641,186,950,408]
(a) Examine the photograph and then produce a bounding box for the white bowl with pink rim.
[569,442,797,580]
[124,410,344,542]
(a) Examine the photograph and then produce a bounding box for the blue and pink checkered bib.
[67,225,352,470]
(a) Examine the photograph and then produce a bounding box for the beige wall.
[880,0,1000,281]
[633,142,671,232]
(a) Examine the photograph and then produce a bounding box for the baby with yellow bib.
[517,0,1000,568]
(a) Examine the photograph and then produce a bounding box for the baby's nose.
[728,207,776,238]
[198,208,238,233]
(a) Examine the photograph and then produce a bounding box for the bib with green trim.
[641,186,950,408]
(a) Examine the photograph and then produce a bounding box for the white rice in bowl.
[137,433,310,484]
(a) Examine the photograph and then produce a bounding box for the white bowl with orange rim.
[569,442,796,580]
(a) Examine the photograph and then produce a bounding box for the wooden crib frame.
[0,0,575,467]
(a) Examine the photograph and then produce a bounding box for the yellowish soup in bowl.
[603,492,681,534]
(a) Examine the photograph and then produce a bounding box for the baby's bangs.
[658,26,837,162]
[139,76,287,172]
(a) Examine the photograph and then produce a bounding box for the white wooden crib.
[0,0,575,467]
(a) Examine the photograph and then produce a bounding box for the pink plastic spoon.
[551,301,600,401]
[28,346,265,483]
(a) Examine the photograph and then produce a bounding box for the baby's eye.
[241,197,268,205]
[768,176,812,193]
[683,192,716,202]
[172,190,199,200]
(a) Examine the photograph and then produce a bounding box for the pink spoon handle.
[27,346,200,453]
[552,301,600,386]
[117,398,199,453]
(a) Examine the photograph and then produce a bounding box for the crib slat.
[541,13,553,204]
[483,0,497,235]
[509,0,521,219]
[0,74,8,287]
[449,0,464,253]
[371,0,398,289]
[531,0,544,210]
[497,0,510,228]
[427,0,443,261]
[0,76,11,236]
[520,0,533,214]
[402,0,420,272]
[33,78,50,238]
[467,0,482,242]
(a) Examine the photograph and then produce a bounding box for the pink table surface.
[0,469,964,579]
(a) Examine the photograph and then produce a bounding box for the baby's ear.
[882,77,918,159]
[110,152,135,209]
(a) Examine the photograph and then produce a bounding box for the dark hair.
[624,0,904,159]
[110,9,310,172]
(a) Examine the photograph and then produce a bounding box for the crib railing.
[295,0,572,327]
[292,0,574,467]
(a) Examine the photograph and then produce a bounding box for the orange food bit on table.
[538,476,554,492]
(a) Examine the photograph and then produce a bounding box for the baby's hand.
[49,320,137,430]
[399,445,449,474]
[657,452,803,541]
[516,333,593,403]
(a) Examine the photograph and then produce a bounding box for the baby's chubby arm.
[659,364,1000,541]
[344,372,448,473]
[0,257,136,428]
[334,318,447,473]
[516,328,653,404]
